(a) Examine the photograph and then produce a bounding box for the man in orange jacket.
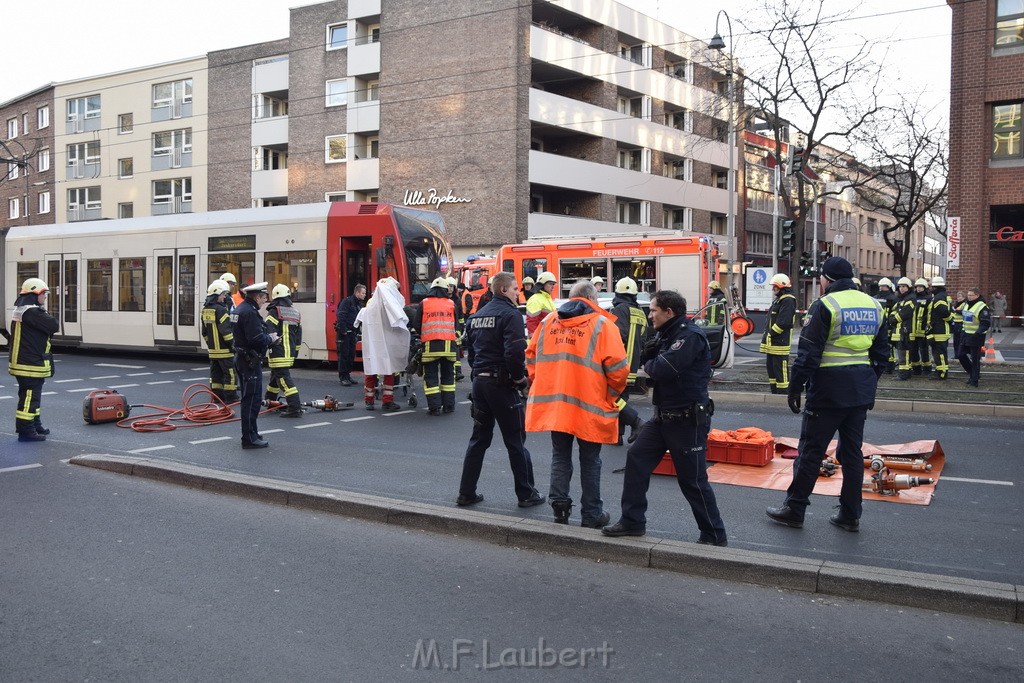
[526,280,629,527]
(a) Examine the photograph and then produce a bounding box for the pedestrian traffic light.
[790,147,805,175]
[777,219,796,259]
[799,251,812,278]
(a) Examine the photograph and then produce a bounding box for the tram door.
[153,248,201,345]
[43,253,82,340]
[340,237,371,298]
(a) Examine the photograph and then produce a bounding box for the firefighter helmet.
[897,277,912,288]
[271,284,291,299]
[708,280,722,290]
[522,276,535,285]
[915,277,929,288]
[852,277,862,287]
[769,273,791,288]
[591,276,605,285]
[207,280,230,296]
[615,277,638,295]
[430,277,449,289]
[220,272,237,284]
[931,276,945,287]
[20,278,48,294]
[445,276,458,288]
[878,277,894,289]
[536,271,556,285]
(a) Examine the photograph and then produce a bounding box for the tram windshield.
[392,206,454,303]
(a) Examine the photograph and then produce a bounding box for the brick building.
[947,0,1024,318]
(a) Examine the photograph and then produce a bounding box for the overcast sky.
[2,0,952,119]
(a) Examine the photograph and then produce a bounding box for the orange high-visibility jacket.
[525,298,629,444]
[420,296,457,341]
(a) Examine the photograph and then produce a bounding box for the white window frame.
[152,129,193,156]
[118,158,134,179]
[152,79,193,109]
[68,186,101,211]
[37,148,50,172]
[7,162,19,181]
[118,113,134,134]
[22,113,29,135]
[6,117,17,139]
[67,95,101,122]
[366,80,380,102]
[152,178,192,204]
[37,106,50,129]
[118,202,133,219]
[68,141,101,166]
[8,198,19,220]
[325,135,347,163]
[325,191,348,202]
[327,22,348,50]
[38,191,51,215]
[326,79,348,107]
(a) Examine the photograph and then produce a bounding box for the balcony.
[252,169,289,199]
[346,158,379,191]
[348,41,380,77]
[253,56,289,94]
[348,99,379,133]
[348,0,380,17]
[252,116,289,147]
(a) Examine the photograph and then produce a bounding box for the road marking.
[189,366,208,371]
[262,428,284,435]
[90,375,120,380]
[459,400,472,404]
[147,380,174,385]
[189,436,233,445]
[129,445,175,454]
[294,421,332,429]
[66,388,100,393]
[127,372,154,377]
[108,383,139,389]
[53,378,83,383]
[0,463,43,474]
[180,377,208,381]
[0,396,12,400]
[382,410,413,417]
[96,363,145,369]
[42,391,57,396]
[941,476,1013,486]
[160,369,185,374]
[342,416,375,422]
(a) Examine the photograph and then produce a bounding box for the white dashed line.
[127,372,154,377]
[147,380,175,385]
[294,421,332,429]
[90,375,120,380]
[941,476,1014,486]
[42,391,57,396]
[341,416,374,422]
[189,436,233,445]
[180,377,208,381]
[107,384,139,389]
[159,369,185,374]
[53,378,83,383]
[261,428,284,435]
[0,463,43,474]
[0,396,12,400]
[189,366,208,371]
[382,410,413,417]
[66,388,100,394]
[128,445,175,454]
[459,400,472,404]
[96,363,144,369]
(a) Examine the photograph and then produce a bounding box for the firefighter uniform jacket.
[927,288,952,342]
[265,297,302,368]
[911,290,932,340]
[525,298,629,444]
[8,294,59,378]
[610,293,649,386]
[413,292,458,361]
[707,289,727,326]
[875,289,898,342]
[894,290,916,340]
[201,295,234,359]
[759,288,796,356]
[525,290,556,335]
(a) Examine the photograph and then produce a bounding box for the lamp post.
[709,10,736,295]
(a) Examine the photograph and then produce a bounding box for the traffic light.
[777,219,796,259]
[799,251,812,278]
[790,147,805,175]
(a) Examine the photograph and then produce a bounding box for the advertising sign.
[745,268,775,311]
[946,217,960,270]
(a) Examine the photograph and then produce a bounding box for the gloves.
[513,376,530,400]
[787,388,802,414]
[641,336,661,362]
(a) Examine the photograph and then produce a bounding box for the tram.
[2,202,453,360]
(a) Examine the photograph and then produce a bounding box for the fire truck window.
[628,259,656,293]
[522,258,547,282]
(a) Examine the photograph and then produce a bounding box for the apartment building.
[1,85,56,232]
[948,0,1024,316]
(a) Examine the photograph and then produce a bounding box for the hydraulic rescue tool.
[867,455,933,472]
[864,467,936,496]
[302,395,354,411]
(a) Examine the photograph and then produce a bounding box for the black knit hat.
[821,256,854,282]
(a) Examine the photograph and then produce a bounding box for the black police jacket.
[335,294,363,334]
[465,294,527,382]
[232,297,275,360]
[643,314,711,409]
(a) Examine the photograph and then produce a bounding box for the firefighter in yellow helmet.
[264,284,304,417]
[9,278,60,441]
[706,280,727,326]
[760,273,797,394]
[202,280,238,403]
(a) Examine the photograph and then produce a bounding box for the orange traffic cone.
[982,336,997,363]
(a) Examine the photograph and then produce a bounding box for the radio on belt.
[83,389,131,424]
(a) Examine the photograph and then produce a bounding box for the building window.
[326,79,348,107]
[8,198,19,219]
[153,178,192,204]
[6,117,17,139]
[253,147,287,171]
[617,200,641,224]
[665,110,692,133]
[713,170,728,189]
[996,0,1024,47]
[993,102,1022,159]
[37,106,50,129]
[152,79,193,109]
[7,162,18,181]
[118,113,134,134]
[67,141,101,174]
[366,80,380,102]
[617,96,642,118]
[327,22,348,50]
[118,202,134,219]
[326,192,347,202]
[22,113,30,135]
[87,259,113,311]
[325,135,347,163]
[38,148,50,172]
[119,158,134,178]
[118,258,146,311]
[68,187,102,211]
[38,191,50,214]
[618,148,642,171]
[153,129,192,156]
[264,251,317,303]
[665,59,692,83]
[253,94,288,119]
[746,232,772,255]
[67,95,101,122]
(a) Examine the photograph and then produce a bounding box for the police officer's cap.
[243,281,269,294]
[820,256,854,282]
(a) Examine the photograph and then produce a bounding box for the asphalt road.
[2,350,1020,587]
[2,456,1022,680]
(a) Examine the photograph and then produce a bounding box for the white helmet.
[897,277,913,288]
[271,284,291,299]
[430,277,449,289]
[522,276,535,285]
[220,272,237,284]
[207,280,230,296]
[445,276,458,288]
[708,280,722,290]
[591,276,605,285]
[536,271,556,285]
[878,277,894,289]
[615,277,638,295]
[915,277,929,288]
[769,273,791,288]
[931,276,945,287]
[20,277,49,294]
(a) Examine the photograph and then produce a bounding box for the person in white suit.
[355,277,410,411]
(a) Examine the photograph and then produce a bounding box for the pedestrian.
[411,277,458,415]
[335,283,366,386]
[760,273,797,394]
[9,278,59,442]
[706,280,727,326]
[609,276,648,445]
[591,275,606,292]
[602,289,728,546]
[201,280,239,404]
[525,271,557,335]
[956,287,991,388]
[526,280,628,527]
[457,272,545,508]
[220,272,244,309]
[951,289,967,358]
[892,277,916,381]
[874,277,897,373]
[233,282,279,449]
[911,278,932,375]
[990,291,1007,333]
[355,277,409,411]
[766,256,889,532]
[264,284,304,417]
[927,276,953,381]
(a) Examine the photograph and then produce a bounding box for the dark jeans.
[423,357,456,411]
[337,332,356,379]
[957,344,981,385]
[548,431,603,523]
[15,376,44,434]
[235,356,264,444]
[618,415,726,543]
[459,376,538,502]
[784,406,867,521]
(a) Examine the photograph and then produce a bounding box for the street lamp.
[709,10,736,294]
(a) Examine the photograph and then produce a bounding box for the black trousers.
[337,332,356,379]
[235,356,264,444]
[266,365,300,408]
[784,406,867,521]
[765,354,790,393]
[15,376,45,434]
[422,356,456,411]
[209,357,237,398]
[957,344,982,385]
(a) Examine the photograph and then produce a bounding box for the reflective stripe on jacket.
[8,303,59,378]
[420,296,457,342]
[525,298,629,444]
[265,300,302,368]
[962,300,989,335]
[818,290,883,367]
[201,298,234,359]
[525,290,555,335]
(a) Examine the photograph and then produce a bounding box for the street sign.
[745,267,775,311]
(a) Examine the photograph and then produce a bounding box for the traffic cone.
[982,336,997,363]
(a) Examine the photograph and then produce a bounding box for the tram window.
[86,259,113,311]
[208,254,255,288]
[17,262,39,284]
[118,258,146,312]
[264,250,317,303]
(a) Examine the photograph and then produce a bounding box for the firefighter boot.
[551,500,572,525]
[279,395,304,418]
[33,417,51,436]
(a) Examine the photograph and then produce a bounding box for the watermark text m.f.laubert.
[411,638,614,671]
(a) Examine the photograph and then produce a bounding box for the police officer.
[892,277,916,381]
[766,257,889,532]
[201,280,238,403]
[603,289,728,547]
[609,276,648,445]
[335,283,366,386]
[875,277,898,373]
[706,280,727,326]
[760,273,797,394]
[232,282,278,449]
[927,276,953,380]
[9,278,59,442]
[411,277,459,415]
[457,272,544,508]
[264,284,303,418]
[911,277,933,375]
[957,287,991,388]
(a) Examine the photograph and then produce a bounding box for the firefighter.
[264,284,304,418]
[892,277,916,381]
[875,277,898,373]
[8,278,59,442]
[609,276,648,445]
[233,282,278,448]
[520,276,535,303]
[591,275,606,292]
[477,276,496,310]
[707,280,727,326]
[927,276,953,380]
[760,273,797,394]
[525,271,557,335]
[220,272,243,309]
[201,280,238,403]
[412,277,459,415]
[910,277,933,375]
